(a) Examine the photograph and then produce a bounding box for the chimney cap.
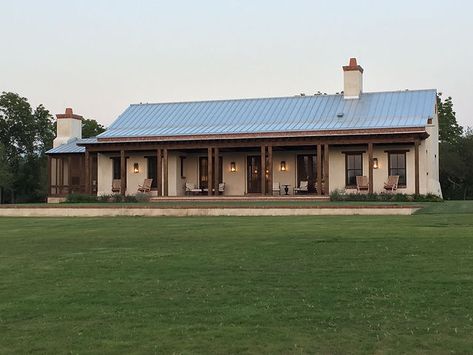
[56,107,83,120]
[343,57,364,73]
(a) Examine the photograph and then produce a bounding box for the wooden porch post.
[317,144,322,195]
[267,145,273,196]
[261,145,266,195]
[415,140,420,195]
[208,147,213,196]
[323,144,329,195]
[368,143,374,194]
[120,149,126,196]
[85,150,90,194]
[156,148,162,197]
[68,156,72,194]
[47,156,52,196]
[55,157,59,195]
[214,147,219,195]
[163,148,168,196]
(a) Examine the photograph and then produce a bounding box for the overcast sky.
[1,0,472,128]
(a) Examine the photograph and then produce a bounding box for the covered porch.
[73,131,425,198]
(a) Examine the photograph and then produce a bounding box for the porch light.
[133,163,139,173]
[280,161,287,171]
[230,162,236,172]
[373,158,379,169]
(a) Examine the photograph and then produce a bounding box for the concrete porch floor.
[149,195,331,202]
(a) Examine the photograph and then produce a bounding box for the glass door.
[247,156,261,193]
[297,154,317,193]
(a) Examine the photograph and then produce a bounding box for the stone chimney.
[343,58,364,99]
[53,108,83,148]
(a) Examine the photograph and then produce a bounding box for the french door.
[247,156,261,193]
[297,154,317,193]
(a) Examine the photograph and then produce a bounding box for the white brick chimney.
[53,108,82,148]
[343,58,364,99]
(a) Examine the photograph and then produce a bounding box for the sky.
[1,0,472,128]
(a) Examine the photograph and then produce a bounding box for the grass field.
[1,202,473,354]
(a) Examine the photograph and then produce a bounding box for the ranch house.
[46,58,442,201]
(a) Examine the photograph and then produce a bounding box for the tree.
[0,92,55,202]
[437,93,463,145]
[0,143,13,203]
[82,118,105,138]
[437,93,473,199]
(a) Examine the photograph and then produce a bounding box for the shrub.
[97,194,113,203]
[134,192,151,203]
[329,190,443,202]
[65,194,98,203]
[124,195,138,203]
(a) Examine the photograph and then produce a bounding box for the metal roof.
[46,138,97,154]
[97,89,436,141]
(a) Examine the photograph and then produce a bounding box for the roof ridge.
[128,89,436,107]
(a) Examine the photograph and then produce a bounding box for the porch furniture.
[218,183,225,195]
[138,178,153,193]
[185,182,203,195]
[356,176,369,193]
[272,182,281,195]
[111,179,121,194]
[281,184,291,195]
[384,175,399,192]
[294,180,309,194]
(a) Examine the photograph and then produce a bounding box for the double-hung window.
[388,152,407,186]
[345,153,363,187]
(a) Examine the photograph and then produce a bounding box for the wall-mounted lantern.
[280,161,287,171]
[373,158,379,169]
[133,163,139,173]
[230,162,236,172]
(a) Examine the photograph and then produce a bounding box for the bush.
[134,192,151,203]
[65,193,99,203]
[329,189,443,202]
[65,193,152,204]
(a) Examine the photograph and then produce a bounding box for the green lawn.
[1,202,473,354]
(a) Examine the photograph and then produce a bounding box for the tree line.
[0,92,104,203]
[0,91,472,202]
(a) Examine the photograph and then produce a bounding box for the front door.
[297,154,317,193]
[247,156,261,193]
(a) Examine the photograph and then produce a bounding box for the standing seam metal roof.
[93,89,436,140]
[46,138,97,154]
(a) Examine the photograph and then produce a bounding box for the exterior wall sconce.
[373,158,379,169]
[230,162,236,172]
[133,163,139,173]
[280,161,287,171]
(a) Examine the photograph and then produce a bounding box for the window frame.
[111,157,121,180]
[146,156,158,188]
[344,152,364,188]
[387,151,407,187]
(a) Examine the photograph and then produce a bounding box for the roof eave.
[82,127,428,145]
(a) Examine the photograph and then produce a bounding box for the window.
[345,153,363,187]
[112,157,121,180]
[180,156,185,178]
[388,152,406,186]
[147,157,158,188]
